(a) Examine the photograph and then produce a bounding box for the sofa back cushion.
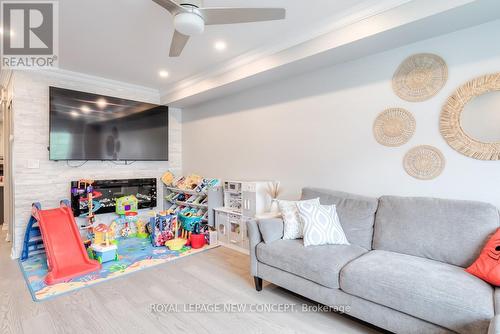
[373,196,500,267]
[301,188,379,250]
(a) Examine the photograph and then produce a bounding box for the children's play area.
[19,173,220,301]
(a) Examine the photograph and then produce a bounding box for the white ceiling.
[39,0,500,108]
[59,0,374,90]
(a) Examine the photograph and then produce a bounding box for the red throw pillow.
[466,228,500,286]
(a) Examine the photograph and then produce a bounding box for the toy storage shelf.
[164,185,223,227]
[174,200,208,210]
[165,187,208,196]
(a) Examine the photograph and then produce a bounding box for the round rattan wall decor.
[404,145,445,180]
[393,53,448,102]
[440,73,500,160]
[373,108,416,147]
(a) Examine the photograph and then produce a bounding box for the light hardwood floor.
[0,230,381,334]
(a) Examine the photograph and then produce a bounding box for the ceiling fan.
[152,0,286,57]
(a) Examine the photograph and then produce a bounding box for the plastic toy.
[189,223,206,249]
[178,209,203,232]
[109,195,141,239]
[72,179,103,234]
[116,195,138,216]
[93,223,116,246]
[164,218,186,251]
[190,234,206,249]
[88,221,120,263]
[21,202,45,261]
[120,222,132,238]
[89,244,118,264]
[109,221,119,238]
[34,201,101,285]
[135,219,149,239]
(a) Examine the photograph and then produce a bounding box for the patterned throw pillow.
[296,201,350,247]
[279,198,320,240]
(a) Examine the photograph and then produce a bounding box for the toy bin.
[90,244,118,264]
[190,234,206,249]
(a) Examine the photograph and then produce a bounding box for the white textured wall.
[183,20,500,207]
[11,70,181,258]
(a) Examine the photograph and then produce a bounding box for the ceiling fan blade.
[169,30,190,57]
[152,0,186,15]
[199,7,286,25]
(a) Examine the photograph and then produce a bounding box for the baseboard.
[219,242,250,255]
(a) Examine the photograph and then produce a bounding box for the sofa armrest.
[258,218,284,243]
[489,315,500,334]
[246,219,262,277]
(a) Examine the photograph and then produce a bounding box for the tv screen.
[49,87,168,161]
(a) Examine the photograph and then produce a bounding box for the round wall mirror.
[461,91,500,143]
[440,73,500,160]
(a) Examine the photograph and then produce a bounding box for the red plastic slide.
[37,206,101,285]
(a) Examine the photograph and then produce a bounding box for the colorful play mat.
[19,237,218,302]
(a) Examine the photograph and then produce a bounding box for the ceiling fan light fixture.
[174,12,205,36]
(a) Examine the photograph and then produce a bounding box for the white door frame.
[1,70,15,257]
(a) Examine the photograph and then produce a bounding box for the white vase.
[270,199,280,213]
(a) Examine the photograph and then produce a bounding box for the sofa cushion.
[297,202,349,247]
[258,218,284,243]
[373,196,499,267]
[279,198,320,240]
[340,250,494,334]
[301,188,379,250]
[256,239,367,289]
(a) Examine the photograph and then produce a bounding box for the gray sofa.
[247,187,500,334]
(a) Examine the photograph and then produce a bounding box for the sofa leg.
[254,277,263,291]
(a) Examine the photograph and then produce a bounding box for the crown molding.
[25,68,160,97]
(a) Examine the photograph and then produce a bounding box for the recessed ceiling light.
[70,110,79,118]
[96,98,107,109]
[159,70,169,78]
[214,41,227,51]
[81,105,91,113]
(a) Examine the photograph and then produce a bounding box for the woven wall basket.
[373,108,415,147]
[404,145,445,180]
[393,54,448,102]
[440,73,500,160]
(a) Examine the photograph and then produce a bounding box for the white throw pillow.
[296,202,350,247]
[279,198,320,240]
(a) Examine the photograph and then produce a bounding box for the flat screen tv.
[49,87,168,161]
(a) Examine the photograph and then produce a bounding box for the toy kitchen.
[214,181,271,253]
